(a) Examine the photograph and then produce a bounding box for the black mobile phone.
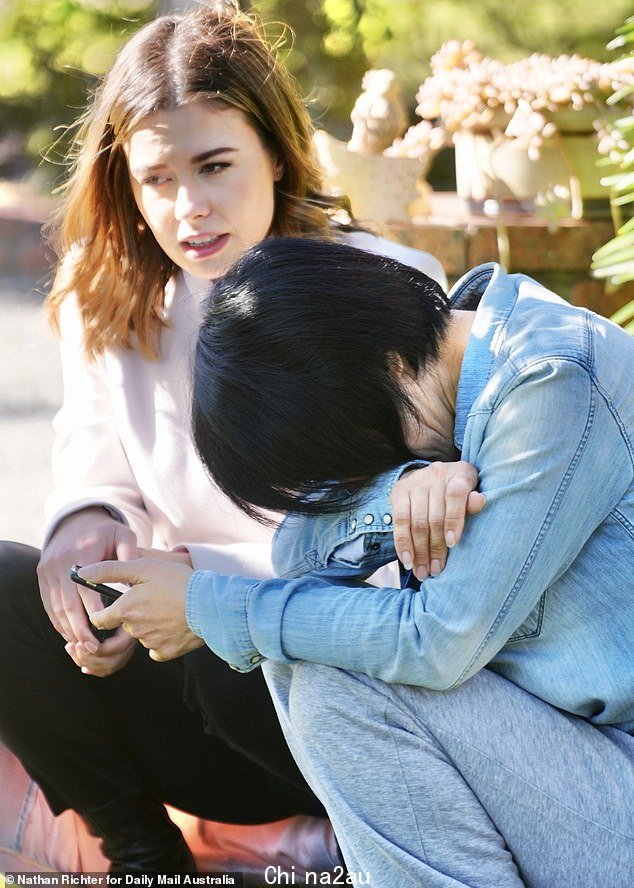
[70,564,123,603]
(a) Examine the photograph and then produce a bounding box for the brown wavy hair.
[46,1,352,359]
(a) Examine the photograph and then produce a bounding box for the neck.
[405,310,473,461]
[440,309,473,409]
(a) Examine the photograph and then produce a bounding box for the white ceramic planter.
[313,130,431,223]
[454,130,610,218]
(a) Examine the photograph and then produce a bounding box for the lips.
[180,233,229,259]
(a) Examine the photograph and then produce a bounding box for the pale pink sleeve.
[43,295,153,547]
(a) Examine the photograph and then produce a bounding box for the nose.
[174,182,210,222]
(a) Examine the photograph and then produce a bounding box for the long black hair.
[193,237,450,520]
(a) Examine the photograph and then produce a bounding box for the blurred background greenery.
[1,0,633,185]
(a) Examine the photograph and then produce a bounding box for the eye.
[199,161,230,176]
[142,174,171,187]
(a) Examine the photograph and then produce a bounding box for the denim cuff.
[186,571,265,673]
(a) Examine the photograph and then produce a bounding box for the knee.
[0,541,41,615]
[288,662,360,739]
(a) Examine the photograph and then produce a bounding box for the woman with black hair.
[83,238,634,887]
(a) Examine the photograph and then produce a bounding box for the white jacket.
[45,234,446,576]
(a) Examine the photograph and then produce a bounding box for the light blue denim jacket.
[187,263,634,733]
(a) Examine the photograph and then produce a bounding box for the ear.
[387,351,412,381]
[273,159,284,182]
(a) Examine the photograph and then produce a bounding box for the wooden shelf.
[386,193,633,318]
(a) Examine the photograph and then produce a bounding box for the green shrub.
[591,16,634,331]
[0,0,156,176]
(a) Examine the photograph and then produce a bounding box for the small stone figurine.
[348,69,409,155]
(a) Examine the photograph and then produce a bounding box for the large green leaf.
[591,14,634,326]
[593,230,634,259]
[610,300,634,326]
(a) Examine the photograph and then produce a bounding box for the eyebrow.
[132,147,238,177]
[191,147,237,164]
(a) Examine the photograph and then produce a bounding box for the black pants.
[0,541,324,823]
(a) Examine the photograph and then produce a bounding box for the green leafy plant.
[591,16,634,332]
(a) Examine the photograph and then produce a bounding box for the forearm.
[186,569,469,687]
[187,363,631,685]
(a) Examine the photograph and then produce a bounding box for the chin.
[188,266,218,281]
[184,259,230,282]
[408,442,460,462]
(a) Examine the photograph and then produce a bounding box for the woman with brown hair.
[0,0,446,875]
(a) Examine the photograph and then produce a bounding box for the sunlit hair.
[193,238,450,521]
[45,1,351,359]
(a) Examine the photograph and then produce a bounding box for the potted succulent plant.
[415,40,634,218]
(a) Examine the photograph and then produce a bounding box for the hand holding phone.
[70,565,125,641]
[70,565,124,602]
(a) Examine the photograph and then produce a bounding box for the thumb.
[90,598,123,630]
[466,491,486,515]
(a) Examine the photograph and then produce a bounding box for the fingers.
[114,525,140,562]
[148,634,205,662]
[65,631,137,677]
[390,461,484,582]
[426,478,448,578]
[148,645,178,663]
[409,487,431,580]
[79,559,148,634]
[443,469,479,549]
[391,493,415,573]
[137,546,194,566]
[81,558,195,663]
[84,560,153,633]
[402,481,449,581]
[467,490,487,515]
[78,558,146,586]
[37,566,72,641]
[37,511,139,646]
[38,564,98,646]
[69,583,106,643]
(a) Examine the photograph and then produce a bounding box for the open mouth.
[183,235,221,247]
[181,233,229,257]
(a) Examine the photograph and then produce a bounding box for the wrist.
[51,506,114,540]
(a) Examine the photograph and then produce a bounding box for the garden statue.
[313,69,434,223]
[348,69,409,155]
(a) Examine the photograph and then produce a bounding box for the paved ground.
[0,277,62,547]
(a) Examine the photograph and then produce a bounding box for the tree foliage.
[0,0,156,171]
[252,0,634,136]
[1,0,633,172]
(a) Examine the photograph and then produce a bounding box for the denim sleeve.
[186,570,264,672]
[188,360,632,685]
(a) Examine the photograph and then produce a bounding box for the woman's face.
[125,103,282,280]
